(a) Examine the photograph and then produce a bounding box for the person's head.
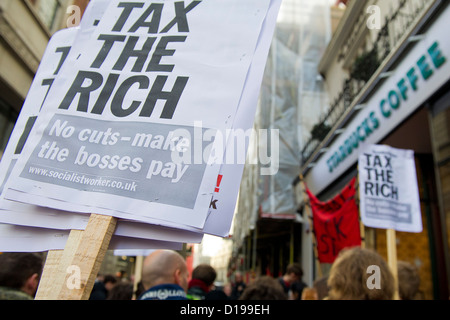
[234,271,243,283]
[284,263,303,283]
[134,281,145,299]
[141,250,188,292]
[313,275,330,300]
[290,280,306,300]
[301,287,318,300]
[223,282,232,296]
[239,276,287,300]
[397,261,420,300]
[191,264,217,288]
[103,274,117,291]
[0,252,44,297]
[106,282,133,300]
[327,247,395,300]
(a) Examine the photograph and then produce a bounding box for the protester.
[239,276,287,300]
[230,271,246,299]
[313,275,330,300]
[327,247,395,300]
[187,264,217,300]
[0,252,44,300]
[205,286,230,300]
[301,287,319,300]
[291,279,308,300]
[107,281,133,300]
[133,280,145,300]
[278,262,306,299]
[398,261,421,300]
[223,282,233,298]
[89,274,117,300]
[138,250,189,300]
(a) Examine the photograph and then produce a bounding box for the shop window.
[28,0,66,32]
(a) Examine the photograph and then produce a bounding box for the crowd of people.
[0,247,423,300]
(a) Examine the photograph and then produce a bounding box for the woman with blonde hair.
[327,247,395,300]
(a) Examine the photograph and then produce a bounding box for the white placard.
[0,223,182,252]
[0,3,200,244]
[0,0,282,255]
[358,144,422,232]
[4,0,273,229]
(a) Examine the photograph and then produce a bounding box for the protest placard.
[0,0,281,299]
[0,2,201,246]
[0,4,283,291]
[357,144,422,300]
[358,144,423,233]
[0,223,182,252]
[3,0,275,231]
[0,23,202,248]
[1,0,282,245]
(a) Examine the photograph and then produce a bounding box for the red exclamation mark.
[215,175,223,193]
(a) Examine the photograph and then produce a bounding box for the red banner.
[305,177,361,263]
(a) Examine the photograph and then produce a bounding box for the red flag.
[305,177,361,263]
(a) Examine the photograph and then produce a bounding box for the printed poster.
[358,144,423,233]
[3,0,274,229]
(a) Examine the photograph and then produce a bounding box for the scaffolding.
[232,0,332,276]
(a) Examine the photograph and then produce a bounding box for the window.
[28,0,68,32]
[37,0,60,30]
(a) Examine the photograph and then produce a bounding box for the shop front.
[302,4,450,299]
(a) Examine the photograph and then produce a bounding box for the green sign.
[327,41,446,173]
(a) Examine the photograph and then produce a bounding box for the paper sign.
[0,3,203,249]
[358,144,423,232]
[0,223,182,252]
[4,0,273,229]
[0,0,282,256]
[0,6,198,244]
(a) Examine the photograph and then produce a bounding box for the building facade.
[231,0,333,279]
[0,0,88,156]
[231,0,449,300]
[300,0,449,299]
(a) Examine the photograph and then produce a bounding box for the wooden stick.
[386,228,400,300]
[355,172,366,248]
[35,214,117,300]
[35,250,63,299]
[299,174,323,278]
[35,229,84,300]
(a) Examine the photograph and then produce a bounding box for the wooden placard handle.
[35,214,117,300]
[386,228,400,300]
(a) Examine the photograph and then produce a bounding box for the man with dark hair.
[397,261,421,300]
[240,276,287,300]
[89,274,118,300]
[278,262,307,299]
[0,252,44,300]
[230,271,246,299]
[187,264,216,300]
